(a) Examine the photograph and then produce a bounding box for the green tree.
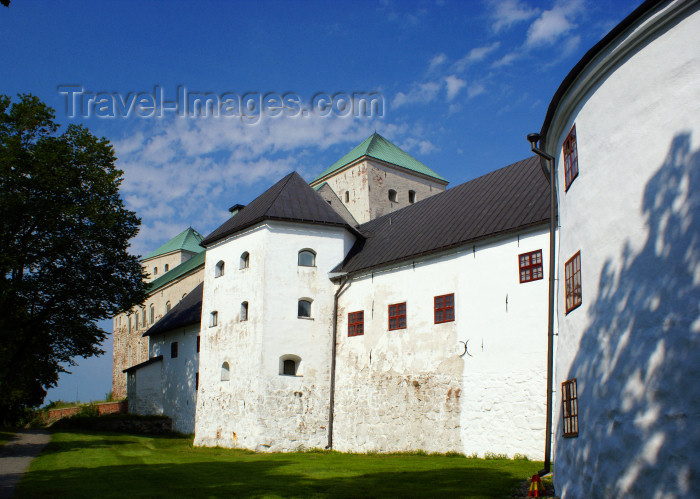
[0,94,147,423]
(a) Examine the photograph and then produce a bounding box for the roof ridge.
[267,171,301,212]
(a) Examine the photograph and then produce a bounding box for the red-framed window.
[348,311,364,336]
[563,125,578,190]
[388,302,406,330]
[562,378,579,438]
[565,251,582,313]
[519,250,543,283]
[434,294,455,324]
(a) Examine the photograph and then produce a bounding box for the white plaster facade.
[539,2,700,496]
[333,228,551,458]
[194,221,356,451]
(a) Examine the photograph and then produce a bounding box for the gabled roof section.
[334,156,551,275]
[143,227,204,261]
[143,282,203,338]
[311,133,448,185]
[202,172,360,246]
[147,251,205,294]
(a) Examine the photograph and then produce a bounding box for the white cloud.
[525,1,584,47]
[428,53,448,73]
[453,42,500,72]
[445,75,467,101]
[491,0,539,32]
[392,81,442,108]
[467,83,486,99]
[492,51,520,68]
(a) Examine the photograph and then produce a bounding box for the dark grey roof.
[202,172,360,246]
[143,282,203,338]
[316,183,359,226]
[334,156,551,275]
[123,355,163,373]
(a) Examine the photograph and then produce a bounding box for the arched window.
[141,308,146,327]
[241,301,248,321]
[128,315,132,333]
[182,293,187,300]
[165,301,171,313]
[240,251,250,269]
[215,260,225,277]
[164,264,169,272]
[221,362,230,381]
[279,354,301,376]
[210,311,218,327]
[388,189,397,202]
[134,311,138,329]
[298,299,312,318]
[345,191,349,202]
[153,267,158,275]
[408,190,416,203]
[298,249,316,267]
[149,304,154,324]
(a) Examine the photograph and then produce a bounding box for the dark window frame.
[562,378,579,438]
[519,250,544,283]
[565,251,582,314]
[388,302,407,330]
[563,124,579,190]
[348,311,364,336]
[434,293,455,324]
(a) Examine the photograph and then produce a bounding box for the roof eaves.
[123,355,163,373]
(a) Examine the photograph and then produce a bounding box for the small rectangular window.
[562,378,579,438]
[388,302,407,330]
[565,251,582,313]
[519,250,543,283]
[171,342,178,359]
[210,311,218,327]
[563,125,578,190]
[434,294,455,324]
[196,336,200,353]
[195,372,199,390]
[348,311,364,336]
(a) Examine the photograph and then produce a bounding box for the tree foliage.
[0,94,147,423]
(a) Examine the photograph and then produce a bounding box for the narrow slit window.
[196,335,200,353]
[408,190,416,203]
[562,378,579,438]
[298,299,312,318]
[519,250,543,283]
[388,302,407,330]
[298,249,316,267]
[210,311,218,327]
[165,301,171,313]
[171,342,178,359]
[348,311,364,336]
[149,304,155,324]
[563,125,579,190]
[153,267,158,275]
[164,264,169,272]
[345,191,349,202]
[221,362,230,381]
[241,301,248,321]
[240,252,250,269]
[195,372,199,390]
[565,251,582,313]
[215,260,225,277]
[434,294,455,324]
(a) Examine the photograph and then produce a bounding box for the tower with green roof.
[310,133,448,224]
[141,227,204,282]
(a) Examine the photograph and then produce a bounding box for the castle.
[114,1,700,496]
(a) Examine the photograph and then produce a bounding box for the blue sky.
[1,0,641,403]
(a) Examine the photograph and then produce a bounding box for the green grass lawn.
[17,430,541,498]
[0,428,16,448]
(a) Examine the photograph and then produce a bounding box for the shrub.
[484,451,509,460]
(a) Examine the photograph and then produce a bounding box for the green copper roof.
[311,133,448,184]
[143,227,204,261]
[147,251,205,294]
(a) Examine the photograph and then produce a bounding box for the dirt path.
[0,430,50,498]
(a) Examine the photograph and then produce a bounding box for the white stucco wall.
[149,323,200,434]
[194,221,355,451]
[127,360,164,416]
[333,227,551,458]
[545,2,700,497]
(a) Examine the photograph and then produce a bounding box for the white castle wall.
[546,2,700,496]
[194,222,355,451]
[333,227,551,458]
[149,323,200,433]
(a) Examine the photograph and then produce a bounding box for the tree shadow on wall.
[558,133,700,497]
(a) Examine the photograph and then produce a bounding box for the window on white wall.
[141,308,146,327]
[388,189,397,202]
[298,249,316,267]
[240,252,250,269]
[298,299,312,318]
[279,354,301,376]
[519,250,543,283]
[210,311,218,327]
[215,260,225,277]
[149,304,155,324]
[241,301,248,321]
[153,267,158,275]
[221,362,230,381]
